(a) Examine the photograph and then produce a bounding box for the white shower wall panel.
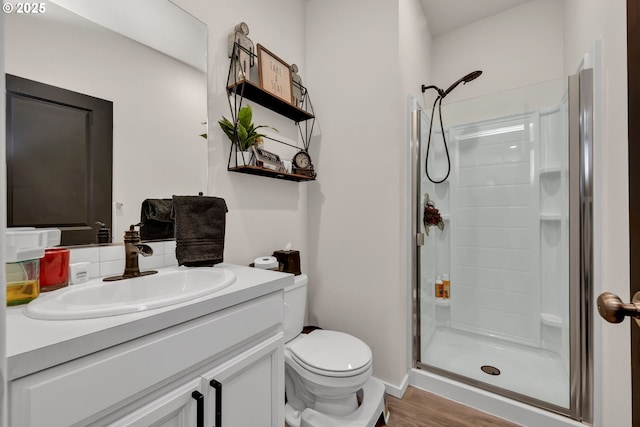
[540,106,564,170]
[455,163,532,188]
[454,245,534,273]
[454,206,535,229]
[457,134,530,168]
[449,114,541,346]
[455,185,532,208]
[454,227,533,250]
[455,267,532,293]
[540,221,564,319]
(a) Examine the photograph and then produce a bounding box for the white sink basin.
[25,267,236,320]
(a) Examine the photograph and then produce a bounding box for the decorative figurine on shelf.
[423,193,445,235]
[291,64,304,108]
[227,22,254,82]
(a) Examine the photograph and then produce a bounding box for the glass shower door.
[414,77,577,414]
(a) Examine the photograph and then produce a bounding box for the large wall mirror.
[4,0,208,245]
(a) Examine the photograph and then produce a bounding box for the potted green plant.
[218,105,276,166]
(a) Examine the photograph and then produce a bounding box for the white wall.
[305,0,403,388]
[563,1,631,426]
[4,5,208,241]
[400,0,433,99]
[305,0,430,390]
[430,0,565,105]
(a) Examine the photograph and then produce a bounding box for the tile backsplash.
[68,241,178,280]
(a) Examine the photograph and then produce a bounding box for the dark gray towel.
[140,199,174,241]
[171,195,228,267]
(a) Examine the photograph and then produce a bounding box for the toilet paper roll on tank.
[251,243,302,275]
[253,256,279,270]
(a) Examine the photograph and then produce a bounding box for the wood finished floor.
[383,386,522,427]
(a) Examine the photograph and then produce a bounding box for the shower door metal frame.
[411,70,594,422]
[568,68,594,424]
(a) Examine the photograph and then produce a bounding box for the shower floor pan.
[421,326,569,408]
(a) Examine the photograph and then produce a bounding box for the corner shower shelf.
[540,313,562,327]
[540,214,562,221]
[434,299,450,307]
[539,167,562,176]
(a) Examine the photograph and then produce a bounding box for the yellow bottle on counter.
[6,259,40,306]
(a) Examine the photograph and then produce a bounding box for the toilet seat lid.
[289,330,372,375]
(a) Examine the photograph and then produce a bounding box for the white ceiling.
[421,0,532,37]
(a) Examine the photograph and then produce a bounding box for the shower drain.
[481,365,501,376]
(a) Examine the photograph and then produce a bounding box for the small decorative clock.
[292,150,315,177]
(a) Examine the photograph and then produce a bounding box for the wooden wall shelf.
[228,165,315,182]
[227,80,314,123]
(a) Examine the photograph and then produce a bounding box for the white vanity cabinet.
[109,379,203,427]
[9,291,285,427]
[200,335,282,426]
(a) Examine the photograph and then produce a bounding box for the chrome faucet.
[103,225,158,282]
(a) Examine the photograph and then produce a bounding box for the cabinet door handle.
[210,379,222,427]
[191,391,204,427]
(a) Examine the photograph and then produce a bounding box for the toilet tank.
[283,274,307,343]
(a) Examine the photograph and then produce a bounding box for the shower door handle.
[597,291,640,326]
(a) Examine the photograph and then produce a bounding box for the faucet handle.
[124,224,141,243]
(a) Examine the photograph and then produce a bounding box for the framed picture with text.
[257,44,293,104]
[251,146,285,172]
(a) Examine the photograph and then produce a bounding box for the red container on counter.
[39,248,70,292]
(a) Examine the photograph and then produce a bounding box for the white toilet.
[284,274,387,427]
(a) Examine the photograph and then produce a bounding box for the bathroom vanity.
[6,264,291,427]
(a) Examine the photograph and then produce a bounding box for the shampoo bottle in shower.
[442,274,450,299]
[435,275,443,299]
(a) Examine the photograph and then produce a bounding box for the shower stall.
[410,70,593,423]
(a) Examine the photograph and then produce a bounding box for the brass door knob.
[597,291,640,326]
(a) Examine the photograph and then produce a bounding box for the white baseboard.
[374,373,409,399]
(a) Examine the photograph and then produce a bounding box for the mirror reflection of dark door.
[5,74,113,246]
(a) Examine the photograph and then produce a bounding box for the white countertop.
[6,264,293,381]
